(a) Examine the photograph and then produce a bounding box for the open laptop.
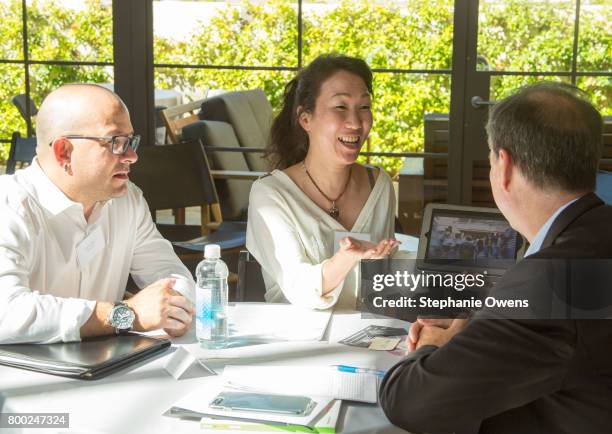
[415,203,525,282]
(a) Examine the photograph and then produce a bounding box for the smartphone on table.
[209,390,316,416]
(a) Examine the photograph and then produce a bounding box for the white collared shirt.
[0,160,194,344]
[524,198,579,257]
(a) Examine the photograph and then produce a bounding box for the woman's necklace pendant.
[329,202,340,219]
[303,162,351,221]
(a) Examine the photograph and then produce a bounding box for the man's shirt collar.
[525,197,579,256]
[24,159,110,220]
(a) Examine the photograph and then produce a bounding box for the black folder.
[0,334,170,380]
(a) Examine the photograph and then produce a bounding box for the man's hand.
[339,237,400,261]
[407,317,469,352]
[125,278,194,337]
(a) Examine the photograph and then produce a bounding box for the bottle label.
[196,285,213,340]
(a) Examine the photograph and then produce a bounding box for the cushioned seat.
[183,120,254,220]
[173,221,247,252]
[198,89,272,172]
[129,140,246,270]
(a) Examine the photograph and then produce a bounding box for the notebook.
[416,203,524,279]
[0,334,170,380]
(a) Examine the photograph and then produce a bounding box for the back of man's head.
[486,82,602,193]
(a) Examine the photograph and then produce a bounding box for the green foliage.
[479,0,611,110]
[0,0,112,163]
[154,0,454,174]
[155,0,299,110]
[0,0,610,173]
[153,0,609,174]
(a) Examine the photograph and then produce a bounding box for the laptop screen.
[424,208,521,271]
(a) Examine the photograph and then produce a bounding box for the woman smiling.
[246,54,399,310]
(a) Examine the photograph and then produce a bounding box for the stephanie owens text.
[372,296,529,309]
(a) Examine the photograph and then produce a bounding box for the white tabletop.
[0,307,413,434]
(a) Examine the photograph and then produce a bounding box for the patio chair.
[198,89,272,172]
[6,132,37,175]
[129,139,246,264]
[236,250,266,302]
[11,94,38,134]
[160,98,207,144]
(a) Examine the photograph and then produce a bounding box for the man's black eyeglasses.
[59,135,141,155]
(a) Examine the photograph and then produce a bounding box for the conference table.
[0,305,414,434]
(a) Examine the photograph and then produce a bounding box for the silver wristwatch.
[107,302,136,334]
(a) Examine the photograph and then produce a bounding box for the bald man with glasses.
[0,84,194,344]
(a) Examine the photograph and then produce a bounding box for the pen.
[332,365,386,377]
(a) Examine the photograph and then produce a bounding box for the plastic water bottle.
[195,244,228,348]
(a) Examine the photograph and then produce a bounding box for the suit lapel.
[540,193,603,249]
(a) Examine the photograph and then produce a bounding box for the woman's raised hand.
[339,237,400,261]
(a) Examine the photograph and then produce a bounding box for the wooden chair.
[6,132,37,174]
[236,250,266,302]
[129,140,246,258]
[160,98,208,144]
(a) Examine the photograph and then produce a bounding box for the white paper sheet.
[222,365,378,404]
[227,303,332,342]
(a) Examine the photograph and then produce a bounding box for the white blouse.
[246,168,395,310]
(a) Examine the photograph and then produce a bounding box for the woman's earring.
[63,163,72,175]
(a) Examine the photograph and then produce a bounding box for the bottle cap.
[204,244,221,259]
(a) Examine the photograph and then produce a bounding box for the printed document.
[222,365,378,403]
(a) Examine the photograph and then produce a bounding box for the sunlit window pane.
[303,0,453,70]
[577,0,612,73]
[153,0,299,67]
[0,64,27,147]
[26,0,113,62]
[364,73,451,175]
[29,64,114,105]
[577,76,612,116]
[490,75,571,100]
[0,1,24,60]
[478,0,575,72]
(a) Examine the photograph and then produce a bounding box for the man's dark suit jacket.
[379,193,612,434]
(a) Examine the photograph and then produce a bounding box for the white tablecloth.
[0,307,413,434]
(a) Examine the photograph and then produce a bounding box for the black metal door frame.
[449,0,492,206]
[113,0,156,147]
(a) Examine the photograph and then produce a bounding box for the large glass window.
[0,0,113,165]
[477,0,611,114]
[153,0,454,175]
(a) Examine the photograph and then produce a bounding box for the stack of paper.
[166,364,380,432]
[199,400,342,433]
[168,376,333,429]
[222,365,378,404]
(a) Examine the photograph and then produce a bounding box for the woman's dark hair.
[266,54,373,170]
